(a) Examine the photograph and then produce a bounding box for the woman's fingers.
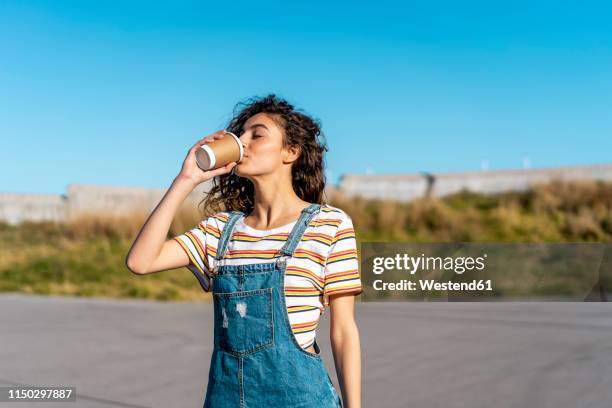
[208,161,236,177]
[191,130,226,150]
[197,130,227,147]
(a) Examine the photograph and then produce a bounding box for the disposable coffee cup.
[195,131,244,171]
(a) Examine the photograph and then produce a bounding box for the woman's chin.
[233,163,248,177]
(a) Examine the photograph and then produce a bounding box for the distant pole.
[421,172,436,200]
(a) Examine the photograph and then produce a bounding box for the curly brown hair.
[198,94,329,217]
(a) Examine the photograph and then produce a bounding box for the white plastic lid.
[226,131,244,161]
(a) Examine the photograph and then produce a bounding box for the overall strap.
[277,203,321,258]
[214,211,245,262]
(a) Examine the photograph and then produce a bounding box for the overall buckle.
[275,256,288,269]
[210,259,221,275]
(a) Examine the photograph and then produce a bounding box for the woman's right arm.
[125,130,237,275]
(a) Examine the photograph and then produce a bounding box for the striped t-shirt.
[173,204,363,351]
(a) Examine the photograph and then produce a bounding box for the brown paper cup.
[195,131,244,171]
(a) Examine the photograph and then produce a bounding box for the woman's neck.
[245,201,311,231]
[246,196,311,231]
[245,172,311,230]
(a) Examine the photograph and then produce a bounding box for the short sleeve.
[172,218,212,292]
[322,212,363,306]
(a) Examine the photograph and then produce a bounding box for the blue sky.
[1,1,611,194]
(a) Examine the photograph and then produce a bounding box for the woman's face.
[233,113,298,180]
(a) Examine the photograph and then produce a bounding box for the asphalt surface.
[1,294,611,408]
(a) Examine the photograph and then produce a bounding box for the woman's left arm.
[329,293,361,408]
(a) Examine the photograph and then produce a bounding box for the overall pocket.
[213,288,274,354]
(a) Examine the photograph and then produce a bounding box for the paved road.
[1,294,611,407]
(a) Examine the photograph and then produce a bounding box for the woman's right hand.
[177,129,238,188]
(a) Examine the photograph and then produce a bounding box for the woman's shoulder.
[200,211,233,229]
[316,204,353,228]
[190,211,235,241]
[319,203,350,217]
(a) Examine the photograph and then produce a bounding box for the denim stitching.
[277,203,320,257]
[270,283,275,355]
[238,355,244,408]
[215,266,282,276]
[214,288,272,298]
[214,211,244,262]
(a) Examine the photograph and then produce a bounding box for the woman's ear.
[283,144,302,164]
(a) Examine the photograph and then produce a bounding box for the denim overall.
[203,203,343,408]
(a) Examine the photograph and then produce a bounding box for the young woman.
[126,94,362,408]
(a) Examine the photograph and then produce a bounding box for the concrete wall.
[339,163,612,202]
[0,180,214,225]
[0,193,67,224]
[2,163,612,224]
